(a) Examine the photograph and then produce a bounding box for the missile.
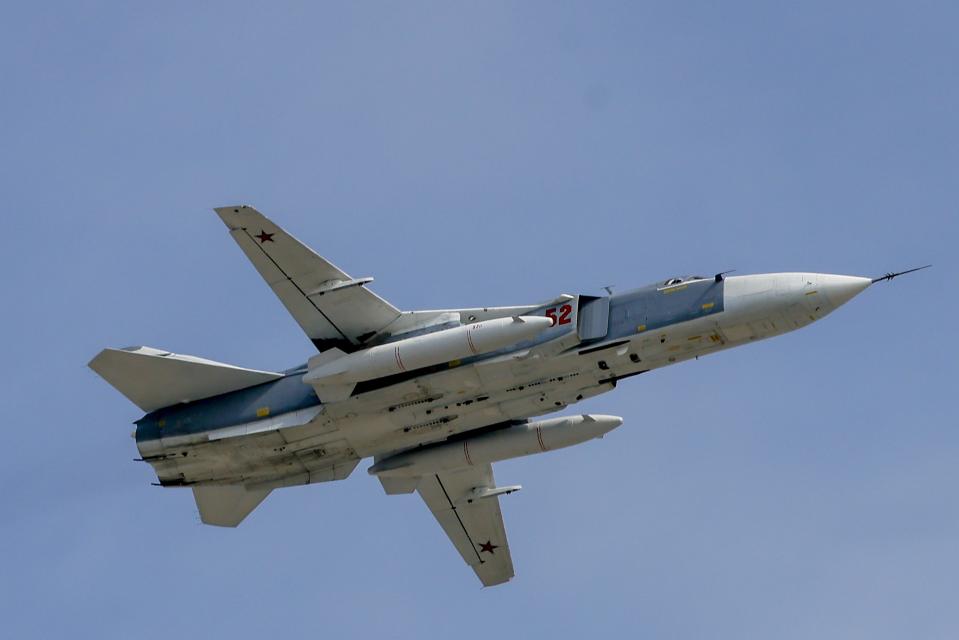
[304,315,553,386]
[368,414,623,477]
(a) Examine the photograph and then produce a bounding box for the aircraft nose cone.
[815,274,872,309]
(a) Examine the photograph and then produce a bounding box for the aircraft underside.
[139,303,746,490]
[89,204,902,586]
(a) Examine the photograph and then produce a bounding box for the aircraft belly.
[147,414,361,488]
[623,314,735,368]
[346,353,620,459]
[146,331,644,485]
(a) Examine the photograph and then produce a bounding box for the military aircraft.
[89,205,926,587]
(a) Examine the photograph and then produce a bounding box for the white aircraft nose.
[813,274,872,310]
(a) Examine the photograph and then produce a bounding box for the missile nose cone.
[815,274,872,309]
[582,414,624,436]
[516,315,555,331]
[505,315,555,342]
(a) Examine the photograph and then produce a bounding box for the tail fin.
[88,346,284,413]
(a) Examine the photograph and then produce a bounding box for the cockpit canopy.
[662,275,707,287]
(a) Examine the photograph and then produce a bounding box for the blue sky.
[1,2,956,637]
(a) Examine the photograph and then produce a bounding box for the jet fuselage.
[135,271,871,490]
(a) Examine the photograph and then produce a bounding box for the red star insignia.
[255,230,275,243]
[479,540,498,554]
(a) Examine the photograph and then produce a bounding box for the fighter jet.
[88,206,926,587]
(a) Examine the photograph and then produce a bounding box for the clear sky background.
[1,2,956,638]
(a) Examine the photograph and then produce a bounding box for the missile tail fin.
[311,382,355,403]
[307,346,347,370]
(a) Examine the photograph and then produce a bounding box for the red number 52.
[545,304,573,327]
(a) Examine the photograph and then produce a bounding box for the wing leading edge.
[416,464,515,587]
[214,205,401,352]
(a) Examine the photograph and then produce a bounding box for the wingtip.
[86,349,107,371]
[213,204,258,229]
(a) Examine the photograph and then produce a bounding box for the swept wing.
[215,205,401,352]
[416,464,515,587]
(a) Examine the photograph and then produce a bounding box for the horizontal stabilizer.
[192,485,271,527]
[88,346,284,412]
